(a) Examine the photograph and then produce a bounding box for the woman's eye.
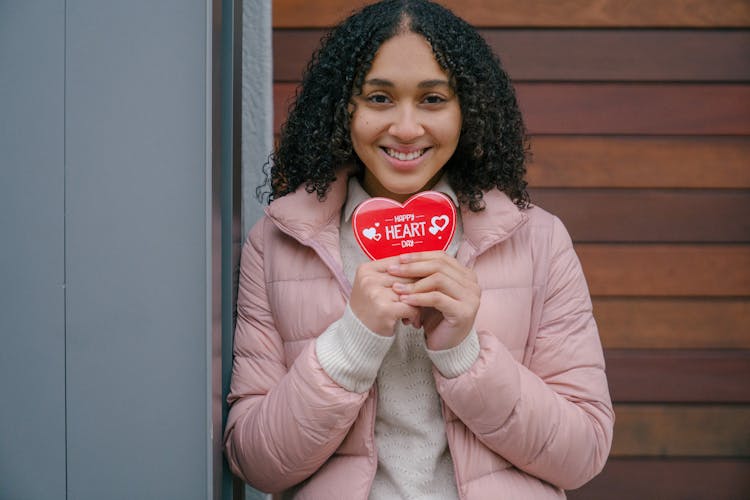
[423,95,446,104]
[368,94,390,104]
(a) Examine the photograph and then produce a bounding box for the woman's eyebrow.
[417,79,450,89]
[363,78,394,87]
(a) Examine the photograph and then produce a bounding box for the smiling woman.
[224,1,613,498]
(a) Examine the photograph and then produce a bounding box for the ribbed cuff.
[315,305,394,393]
[427,329,480,378]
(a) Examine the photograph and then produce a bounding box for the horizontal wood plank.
[484,30,750,82]
[274,0,750,28]
[527,136,750,189]
[605,350,750,403]
[567,458,750,499]
[530,189,750,243]
[273,83,750,135]
[611,404,750,457]
[576,244,750,297]
[274,29,750,82]
[594,298,750,349]
[515,83,750,135]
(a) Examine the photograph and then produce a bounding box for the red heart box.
[352,191,456,260]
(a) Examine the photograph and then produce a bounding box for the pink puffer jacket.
[224,172,614,499]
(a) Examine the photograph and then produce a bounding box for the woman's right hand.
[350,257,421,337]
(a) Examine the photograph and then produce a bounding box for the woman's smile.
[382,147,429,162]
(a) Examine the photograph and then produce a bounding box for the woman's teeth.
[385,148,425,161]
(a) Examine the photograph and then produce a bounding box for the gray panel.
[0,1,67,499]
[65,1,209,498]
[241,0,273,238]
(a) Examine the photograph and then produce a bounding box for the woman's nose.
[388,105,424,142]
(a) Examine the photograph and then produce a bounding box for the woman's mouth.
[383,147,427,161]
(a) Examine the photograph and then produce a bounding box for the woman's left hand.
[388,251,480,351]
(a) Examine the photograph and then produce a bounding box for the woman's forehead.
[364,32,447,81]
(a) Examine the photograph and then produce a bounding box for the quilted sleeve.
[223,219,369,493]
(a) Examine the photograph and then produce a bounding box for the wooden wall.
[271,1,750,497]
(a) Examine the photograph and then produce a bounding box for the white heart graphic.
[429,215,449,235]
[362,227,381,241]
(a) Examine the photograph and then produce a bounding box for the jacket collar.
[266,169,528,261]
[459,189,528,256]
[265,170,351,243]
[451,189,528,267]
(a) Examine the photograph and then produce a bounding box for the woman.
[224,1,614,498]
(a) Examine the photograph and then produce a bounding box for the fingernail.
[387,264,400,273]
[393,282,407,292]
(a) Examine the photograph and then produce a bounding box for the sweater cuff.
[427,328,480,378]
[315,305,394,393]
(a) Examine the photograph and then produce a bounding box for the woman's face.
[350,32,462,202]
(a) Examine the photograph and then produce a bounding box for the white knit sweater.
[316,177,480,499]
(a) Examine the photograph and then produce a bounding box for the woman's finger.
[350,258,421,336]
[393,271,466,300]
[387,256,469,285]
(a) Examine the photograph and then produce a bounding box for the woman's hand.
[350,257,422,337]
[388,251,480,350]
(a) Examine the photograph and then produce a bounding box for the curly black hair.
[264,0,530,211]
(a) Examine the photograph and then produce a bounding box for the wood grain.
[273,29,750,82]
[611,404,750,457]
[594,298,750,349]
[273,83,750,135]
[567,458,750,499]
[576,244,750,297]
[530,189,750,243]
[482,29,750,81]
[605,350,750,403]
[515,83,750,135]
[273,0,750,28]
[527,136,750,189]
